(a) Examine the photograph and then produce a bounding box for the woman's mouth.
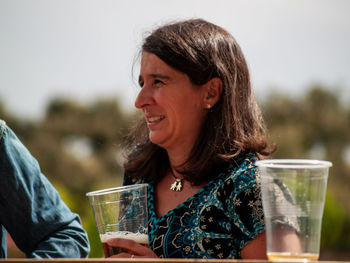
[147,116,165,124]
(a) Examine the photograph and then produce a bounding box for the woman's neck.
[166,147,191,170]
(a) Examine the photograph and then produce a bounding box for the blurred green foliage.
[1,84,349,259]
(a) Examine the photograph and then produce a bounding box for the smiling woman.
[107,18,275,259]
[135,52,216,154]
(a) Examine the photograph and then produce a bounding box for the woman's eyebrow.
[150,73,171,80]
[138,73,171,84]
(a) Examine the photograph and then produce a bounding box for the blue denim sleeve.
[0,120,90,258]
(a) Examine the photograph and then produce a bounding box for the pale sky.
[1,0,349,120]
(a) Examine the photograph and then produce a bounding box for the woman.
[109,18,273,259]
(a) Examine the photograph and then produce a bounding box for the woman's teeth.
[148,116,165,122]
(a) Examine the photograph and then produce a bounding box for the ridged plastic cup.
[256,159,332,261]
[86,184,148,257]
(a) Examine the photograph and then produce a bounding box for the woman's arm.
[241,231,267,259]
[241,227,302,259]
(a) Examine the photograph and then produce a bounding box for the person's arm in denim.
[0,120,90,258]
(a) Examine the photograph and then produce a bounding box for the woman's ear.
[203,78,223,109]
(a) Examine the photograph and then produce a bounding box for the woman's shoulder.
[214,153,260,195]
[202,153,264,224]
[224,153,258,179]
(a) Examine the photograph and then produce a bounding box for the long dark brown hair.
[123,19,273,185]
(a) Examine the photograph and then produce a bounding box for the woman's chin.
[150,136,173,150]
[149,134,166,147]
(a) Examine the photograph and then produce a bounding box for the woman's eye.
[138,81,144,88]
[154,79,164,86]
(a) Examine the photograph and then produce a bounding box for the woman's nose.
[134,86,155,109]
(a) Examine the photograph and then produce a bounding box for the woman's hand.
[106,238,158,258]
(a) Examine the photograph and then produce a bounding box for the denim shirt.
[0,120,90,258]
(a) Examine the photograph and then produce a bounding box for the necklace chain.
[169,169,183,191]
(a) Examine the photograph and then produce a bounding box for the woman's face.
[135,52,207,152]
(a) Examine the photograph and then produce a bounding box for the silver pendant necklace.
[169,169,183,191]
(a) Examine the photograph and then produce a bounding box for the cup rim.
[255,159,332,169]
[86,183,148,196]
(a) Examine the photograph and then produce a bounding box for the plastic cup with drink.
[256,159,332,261]
[86,184,148,257]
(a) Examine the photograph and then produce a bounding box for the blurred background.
[1,0,350,259]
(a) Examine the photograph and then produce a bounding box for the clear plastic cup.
[86,184,148,257]
[256,159,332,261]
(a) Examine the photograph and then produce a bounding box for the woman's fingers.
[106,238,157,258]
[110,252,134,258]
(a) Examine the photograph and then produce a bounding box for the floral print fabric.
[124,153,265,258]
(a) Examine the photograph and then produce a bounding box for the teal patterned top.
[124,153,265,259]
